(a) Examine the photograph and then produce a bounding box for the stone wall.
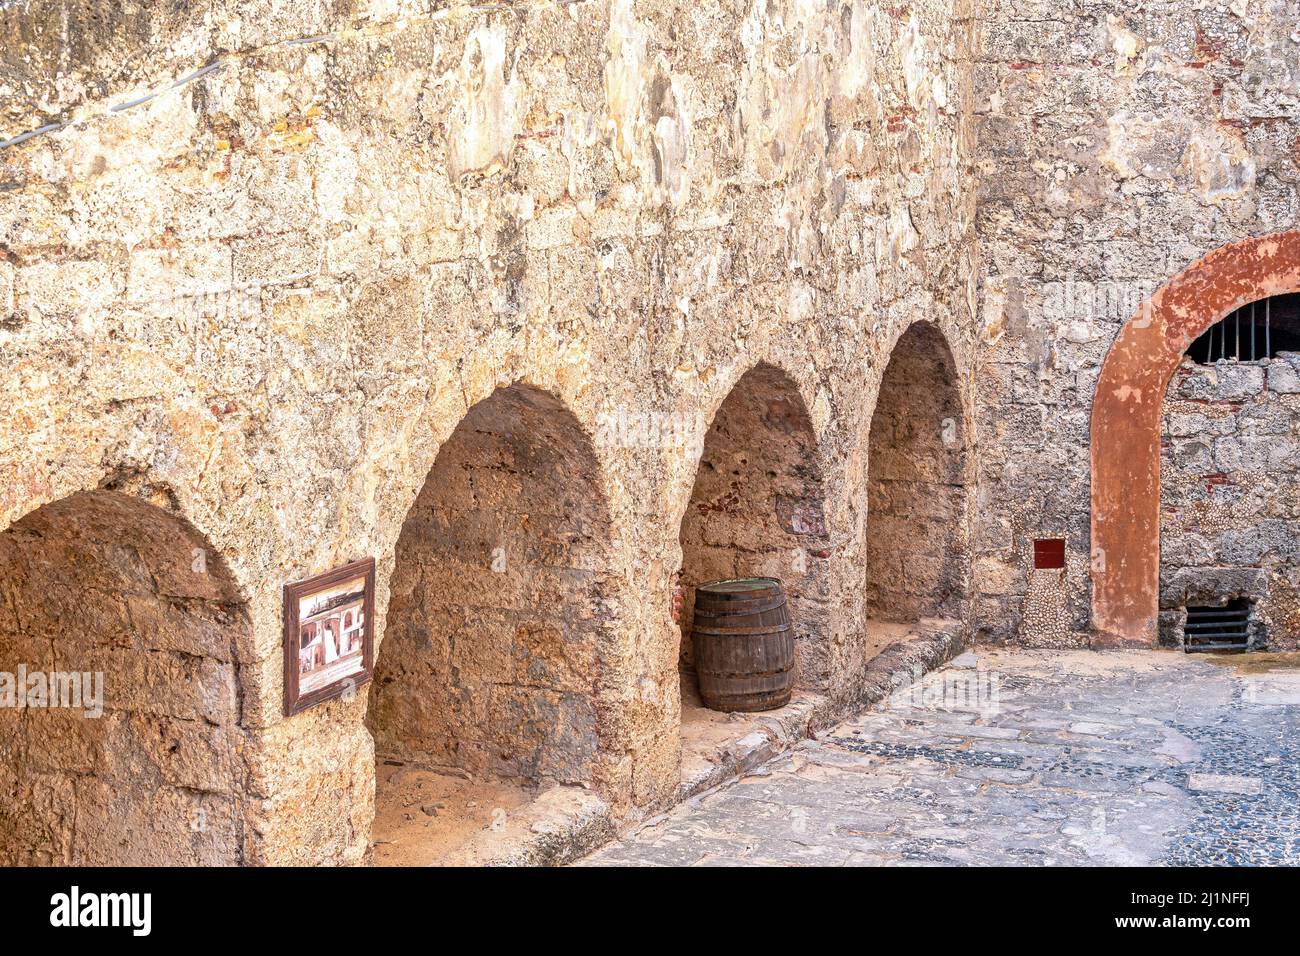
[973,0,1300,644]
[1160,353,1300,649]
[0,0,979,863]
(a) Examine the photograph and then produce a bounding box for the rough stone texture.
[0,490,253,865]
[1160,355,1300,650]
[865,320,969,624]
[0,0,978,864]
[973,2,1300,646]
[582,648,1300,866]
[5,0,1300,867]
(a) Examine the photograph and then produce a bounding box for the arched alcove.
[865,321,969,642]
[0,490,251,865]
[367,384,618,863]
[677,362,831,707]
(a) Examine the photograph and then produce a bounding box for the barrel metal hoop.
[693,596,788,616]
[699,668,793,679]
[697,589,782,603]
[691,624,794,637]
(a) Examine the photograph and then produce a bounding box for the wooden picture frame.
[283,557,376,716]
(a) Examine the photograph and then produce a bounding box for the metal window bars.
[1201,298,1272,364]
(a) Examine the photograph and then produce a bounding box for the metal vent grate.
[1183,600,1251,653]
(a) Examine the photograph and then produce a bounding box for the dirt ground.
[371,761,533,866]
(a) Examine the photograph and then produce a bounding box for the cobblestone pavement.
[581,649,1300,866]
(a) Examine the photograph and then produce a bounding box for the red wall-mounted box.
[1033,538,1066,570]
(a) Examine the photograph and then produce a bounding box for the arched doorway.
[865,321,969,645]
[1092,230,1300,643]
[677,362,831,721]
[0,490,251,865]
[367,384,618,864]
[1158,292,1300,650]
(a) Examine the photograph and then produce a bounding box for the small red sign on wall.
[1033,538,1066,570]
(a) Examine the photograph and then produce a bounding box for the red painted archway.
[1091,231,1300,645]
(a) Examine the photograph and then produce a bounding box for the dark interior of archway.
[368,384,614,795]
[678,363,831,698]
[1185,293,1300,364]
[0,490,249,866]
[865,322,968,627]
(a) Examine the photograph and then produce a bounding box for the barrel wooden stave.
[690,577,795,712]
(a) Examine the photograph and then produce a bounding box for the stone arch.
[865,320,970,631]
[677,361,832,694]
[0,489,253,865]
[1091,231,1300,644]
[365,383,621,861]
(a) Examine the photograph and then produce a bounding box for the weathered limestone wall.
[1160,354,1300,649]
[0,0,978,863]
[973,0,1300,644]
[0,491,251,865]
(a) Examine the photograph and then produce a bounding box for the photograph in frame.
[283,557,375,715]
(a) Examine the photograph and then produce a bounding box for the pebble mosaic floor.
[581,648,1300,866]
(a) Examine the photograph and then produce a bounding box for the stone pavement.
[580,648,1300,866]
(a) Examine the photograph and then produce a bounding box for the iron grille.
[1183,600,1251,653]
[1186,292,1300,364]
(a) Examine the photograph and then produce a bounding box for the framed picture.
[283,557,375,716]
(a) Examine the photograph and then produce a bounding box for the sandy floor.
[371,760,533,866]
[864,618,925,658]
[1203,650,1300,673]
[678,670,783,757]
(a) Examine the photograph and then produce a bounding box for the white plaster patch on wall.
[448,26,521,181]
[651,75,691,208]
[604,0,647,168]
[883,203,921,265]
[837,0,879,104]
[312,121,360,224]
[901,14,930,112]
[0,260,13,316]
[1100,110,1182,181]
[734,0,831,184]
[603,0,691,207]
[1181,125,1256,202]
[563,110,603,200]
[57,104,196,186]
[251,51,329,124]
[1108,14,1144,77]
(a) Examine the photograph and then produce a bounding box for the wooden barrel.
[690,577,794,712]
